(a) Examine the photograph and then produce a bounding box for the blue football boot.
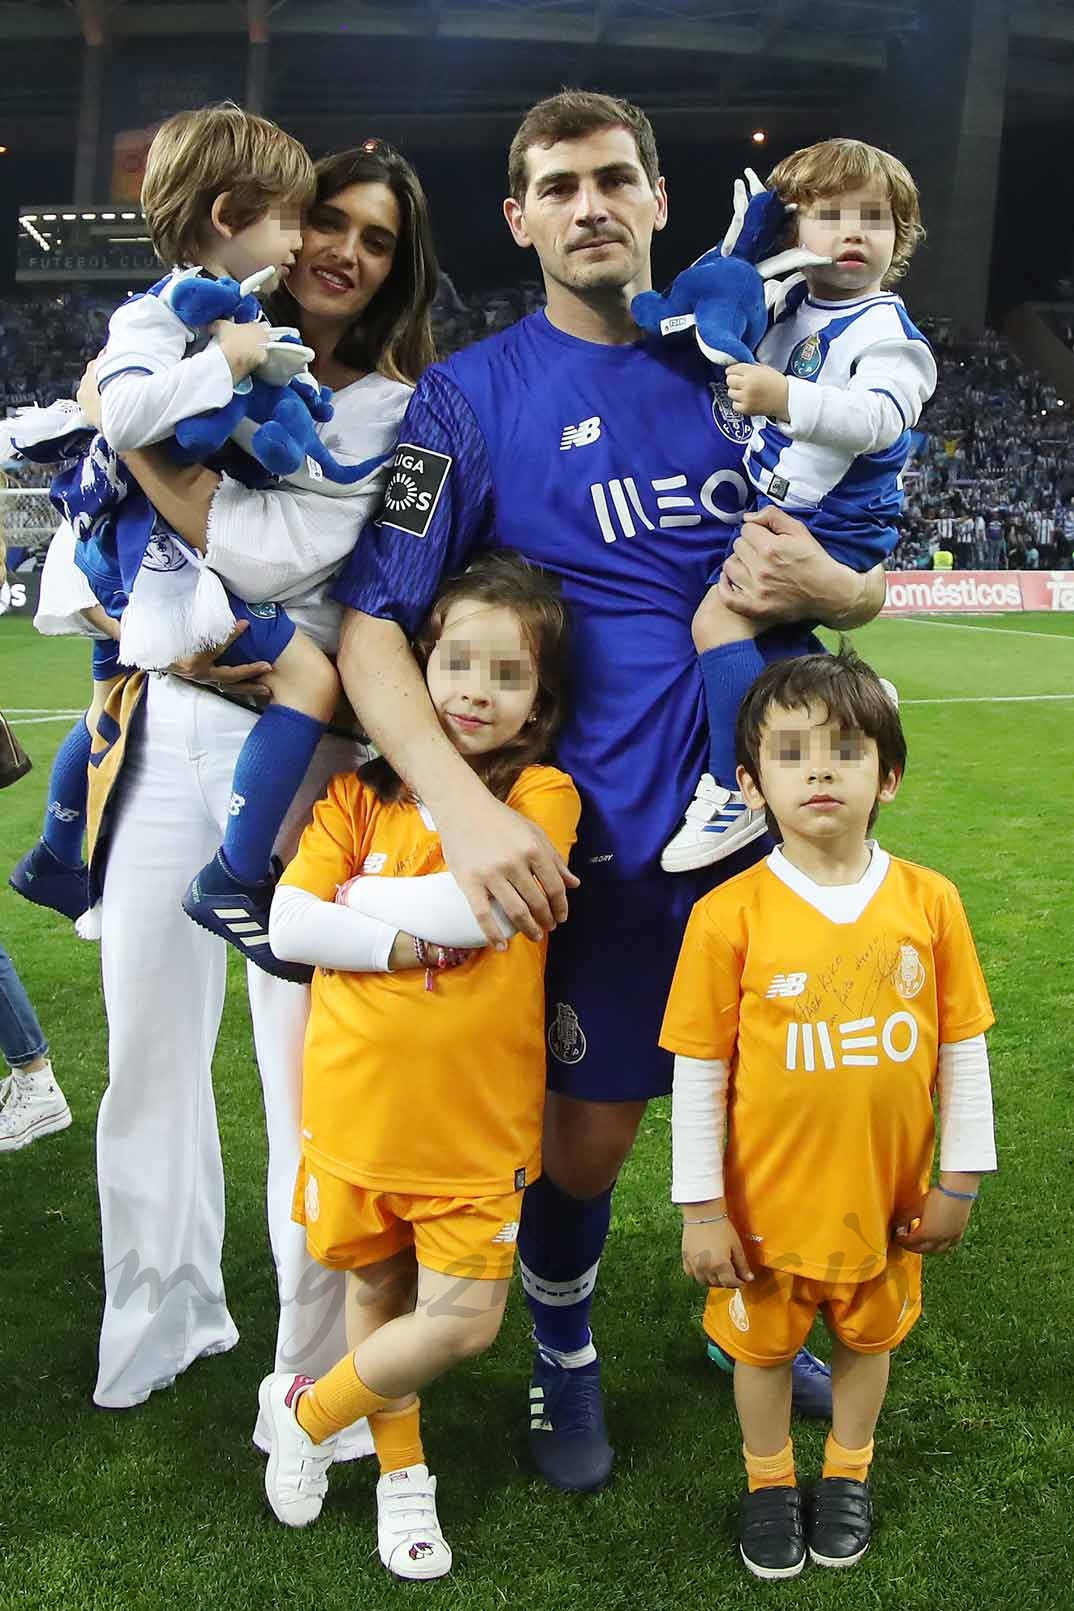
[181,851,313,985]
[708,1340,832,1419]
[9,840,90,922]
[528,1349,614,1493]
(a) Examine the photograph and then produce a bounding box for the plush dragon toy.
[631,168,831,365]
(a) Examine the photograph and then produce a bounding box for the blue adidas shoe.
[528,1349,614,1493]
[660,774,768,872]
[181,851,313,985]
[9,840,90,922]
[708,1340,832,1419]
[790,1346,832,1419]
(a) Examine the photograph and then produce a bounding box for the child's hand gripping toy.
[632,169,832,366]
[164,266,369,491]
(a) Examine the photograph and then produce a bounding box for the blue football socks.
[40,716,92,867]
[700,640,767,787]
[518,1174,613,1359]
[221,704,323,885]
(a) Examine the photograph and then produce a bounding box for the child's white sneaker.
[376,1463,453,1580]
[258,1372,338,1527]
[660,774,768,872]
[0,1062,71,1152]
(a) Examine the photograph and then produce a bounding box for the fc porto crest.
[548,1002,587,1065]
[789,333,822,379]
[709,381,753,444]
[892,942,926,1000]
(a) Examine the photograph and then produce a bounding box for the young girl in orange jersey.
[258,550,579,1579]
[661,647,997,1581]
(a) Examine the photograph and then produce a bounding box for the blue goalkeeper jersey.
[334,310,764,879]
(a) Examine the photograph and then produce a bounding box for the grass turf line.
[0,615,1072,1608]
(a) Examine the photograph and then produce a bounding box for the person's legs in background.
[0,937,71,1152]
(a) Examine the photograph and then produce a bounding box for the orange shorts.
[293,1160,524,1282]
[703,1246,922,1366]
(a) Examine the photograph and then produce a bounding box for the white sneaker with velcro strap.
[376,1464,453,1580]
[660,773,768,872]
[258,1371,338,1527]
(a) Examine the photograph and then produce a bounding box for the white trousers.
[96,674,372,1454]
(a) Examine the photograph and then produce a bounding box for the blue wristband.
[936,1182,978,1202]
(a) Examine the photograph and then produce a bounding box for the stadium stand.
[3,283,1073,574]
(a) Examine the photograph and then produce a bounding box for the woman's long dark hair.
[363,551,572,805]
[266,140,438,386]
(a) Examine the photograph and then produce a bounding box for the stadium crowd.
[4,285,1074,574]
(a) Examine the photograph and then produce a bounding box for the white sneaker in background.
[0,1062,72,1153]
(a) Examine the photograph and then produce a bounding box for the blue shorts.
[213,591,296,667]
[543,846,769,1104]
[92,638,124,681]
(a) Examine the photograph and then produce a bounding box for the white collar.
[766,843,890,923]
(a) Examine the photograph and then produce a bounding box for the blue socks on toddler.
[221,704,324,885]
[41,716,92,867]
[699,640,767,787]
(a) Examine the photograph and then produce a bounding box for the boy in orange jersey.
[660,646,996,1581]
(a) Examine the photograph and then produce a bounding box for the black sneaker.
[738,1485,806,1580]
[808,1477,872,1568]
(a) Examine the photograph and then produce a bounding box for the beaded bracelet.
[683,1212,729,1226]
[936,1182,978,1202]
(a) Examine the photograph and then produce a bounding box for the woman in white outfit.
[80,143,438,1444]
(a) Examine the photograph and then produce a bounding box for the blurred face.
[739,701,900,849]
[795,181,896,300]
[214,200,304,290]
[503,126,667,298]
[286,180,401,328]
[425,601,539,759]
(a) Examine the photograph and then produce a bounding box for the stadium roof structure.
[0,0,1071,155]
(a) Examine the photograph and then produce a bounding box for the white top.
[746,291,936,519]
[96,270,236,452]
[204,370,411,652]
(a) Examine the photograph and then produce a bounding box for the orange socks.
[744,1439,796,1492]
[370,1398,425,1475]
[823,1433,875,1484]
[295,1352,393,1444]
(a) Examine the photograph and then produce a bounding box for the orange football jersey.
[281,764,580,1198]
[661,849,994,1282]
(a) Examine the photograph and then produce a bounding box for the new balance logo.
[560,416,601,450]
[47,803,81,824]
[227,792,245,818]
[491,1221,520,1245]
[766,972,808,998]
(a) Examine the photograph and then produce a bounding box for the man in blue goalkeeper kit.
[332,91,886,1493]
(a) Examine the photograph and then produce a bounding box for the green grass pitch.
[1,612,1072,1609]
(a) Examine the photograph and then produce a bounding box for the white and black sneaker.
[0,1062,72,1152]
[661,774,768,872]
[376,1464,453,1580]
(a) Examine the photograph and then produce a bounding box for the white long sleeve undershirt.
[784,340,936,456]
[671,1033,996,1205]
[269,882,397,972]
[341,870,513,947]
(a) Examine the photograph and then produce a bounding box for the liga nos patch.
[378,443,452,538]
